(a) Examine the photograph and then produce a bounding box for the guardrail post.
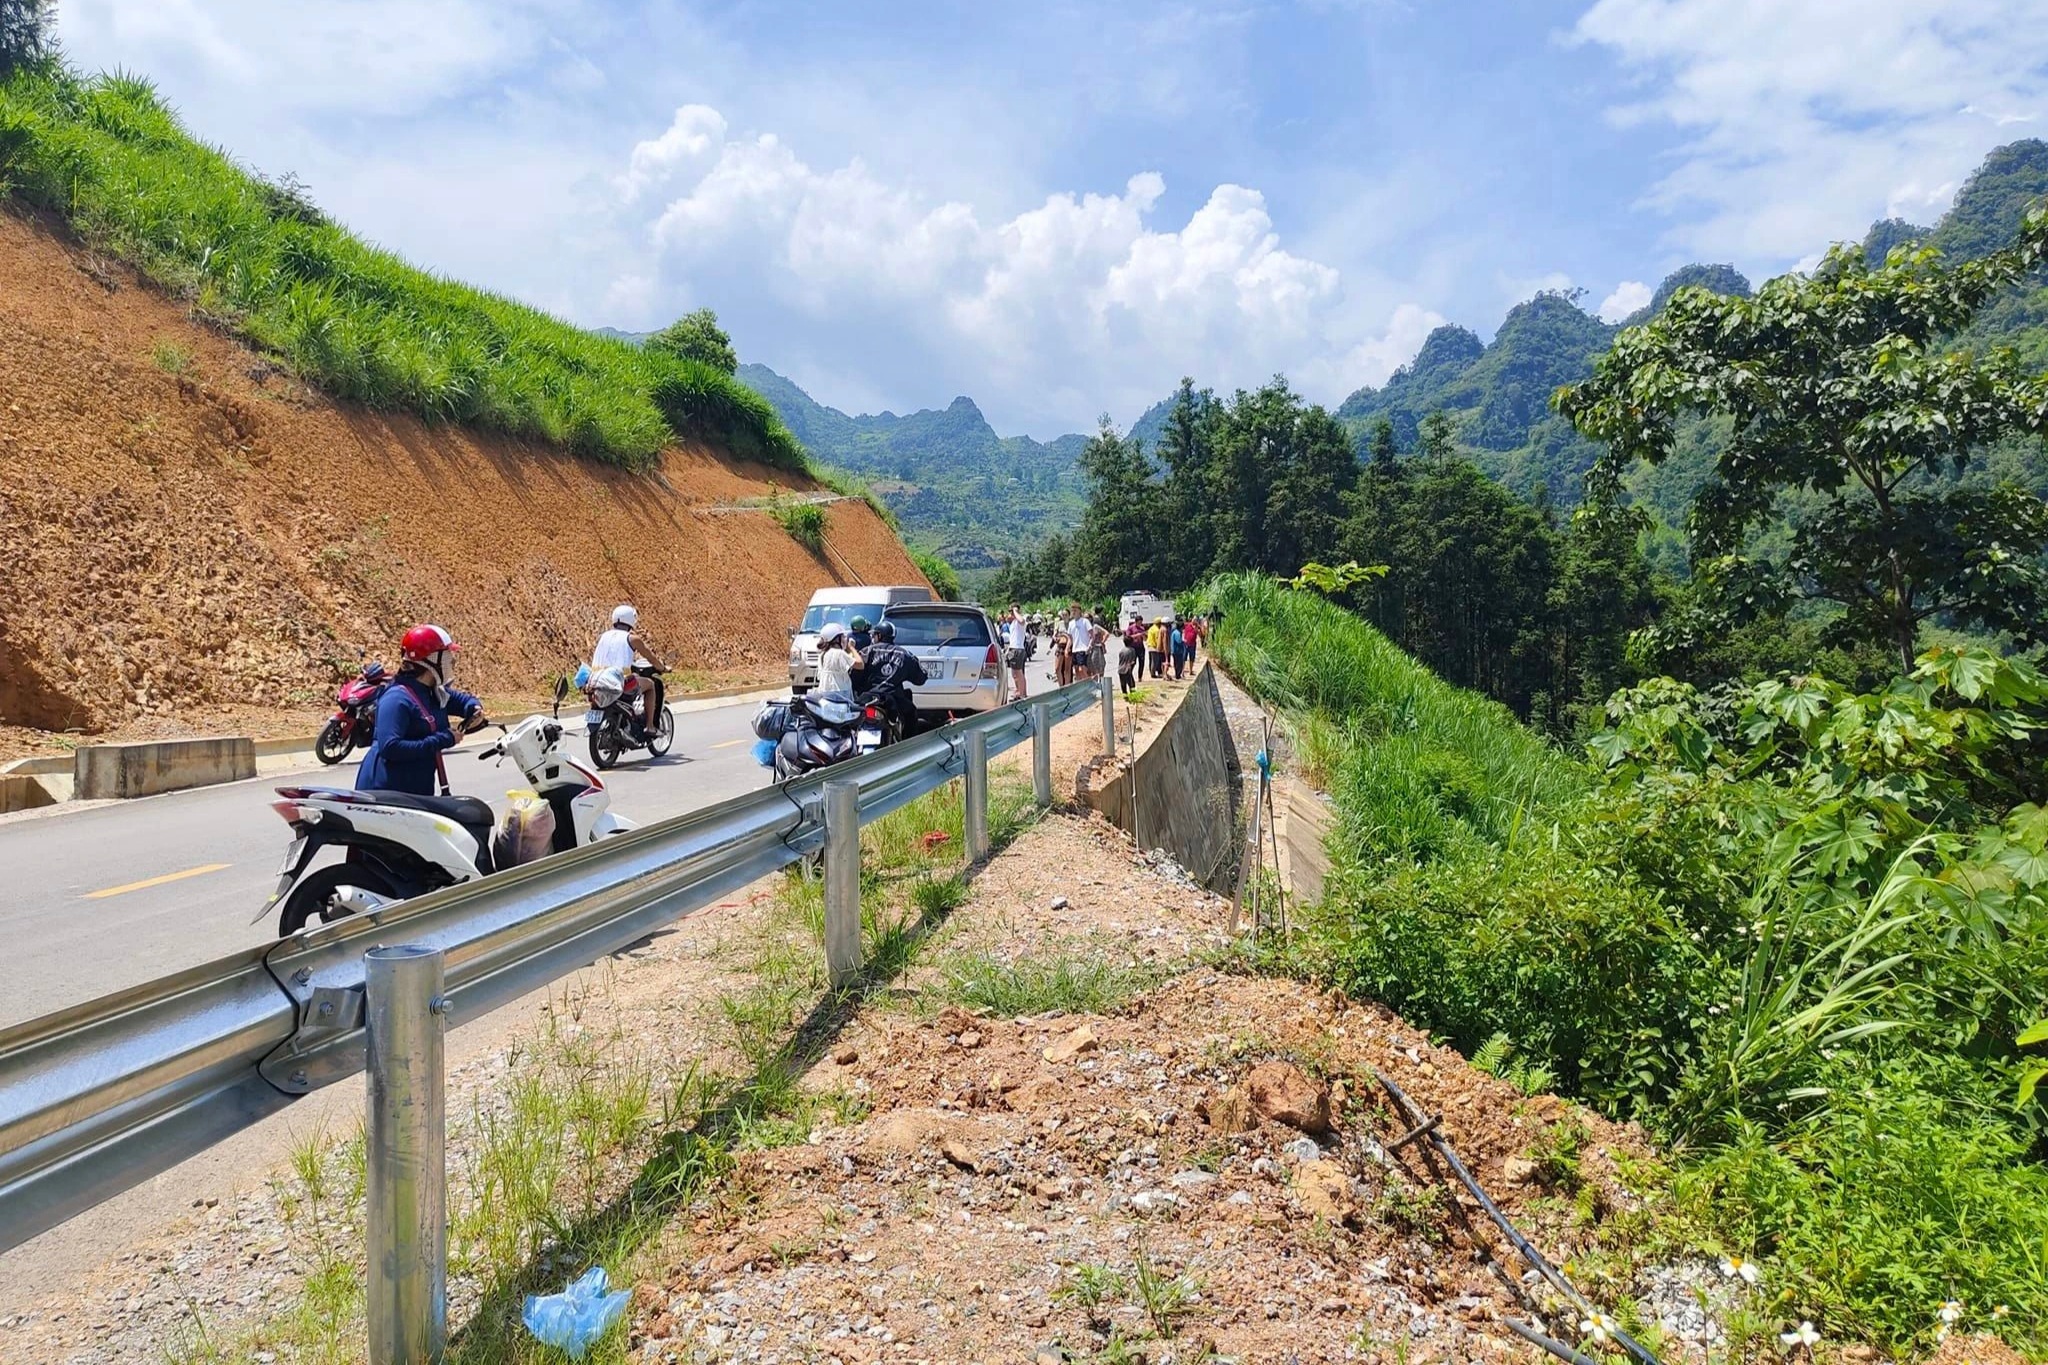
[365,945,447,1365]
[823,779,862,987]
[964,728,990,861]
[1099,678,1115,755]
[1031,702,1053,807]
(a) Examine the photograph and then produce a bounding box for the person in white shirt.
[1003,606,1030,699]
[1067,609,1096,682]
[590,604,666,736]
[816,622,861,696]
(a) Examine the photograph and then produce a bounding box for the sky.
[51,0,2048,438]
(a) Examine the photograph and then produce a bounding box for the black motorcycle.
[582,664,673,769]
[755,690,896,781]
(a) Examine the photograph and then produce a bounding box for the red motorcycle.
[314,660,389,765]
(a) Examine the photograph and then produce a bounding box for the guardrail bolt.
[292,967,312,986]
[289,1069,308,1088]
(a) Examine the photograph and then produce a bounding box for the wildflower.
[1720,1255,1761,1285]
[1993,1304,2009,1321]
[1779,1322,1820,1349]
[1941,1300,1964,1326]
[1581,1313,1615,1344]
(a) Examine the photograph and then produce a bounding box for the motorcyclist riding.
[355,623,485,797]
[592,604,668,740]
[858,619,927,736]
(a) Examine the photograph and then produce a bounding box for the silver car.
[881,603,1008,720]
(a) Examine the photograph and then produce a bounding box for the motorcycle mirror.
[552,673,568,716]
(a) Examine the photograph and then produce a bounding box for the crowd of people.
[997,602,1206,701]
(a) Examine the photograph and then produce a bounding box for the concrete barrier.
[73,737,257,801]
[0,774,59,813]
[1276,777,1335,906]
[1079,665,1242,889]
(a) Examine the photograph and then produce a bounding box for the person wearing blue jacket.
[355,623,485,795]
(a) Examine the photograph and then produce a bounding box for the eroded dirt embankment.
[0,211,920,746]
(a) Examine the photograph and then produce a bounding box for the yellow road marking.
[710,738,747,749]
[85,863,232,900]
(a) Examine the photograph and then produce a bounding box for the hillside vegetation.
[1205,573,2048,1358]
[0,66,807,473]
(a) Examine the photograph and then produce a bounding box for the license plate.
[585,709,603,727]
[858,728,882,747]
[277,836,306,876]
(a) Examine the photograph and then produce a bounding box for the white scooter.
[263,682,634,936]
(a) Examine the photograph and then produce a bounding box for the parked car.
[881,601,1007,724]
[1118,589,1177,627]
[789,584,934,693]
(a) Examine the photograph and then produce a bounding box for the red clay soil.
[0,210,922,748]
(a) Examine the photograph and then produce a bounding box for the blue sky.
[54,0,2048,436]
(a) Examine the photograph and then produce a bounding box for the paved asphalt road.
[0,649,1074,1028]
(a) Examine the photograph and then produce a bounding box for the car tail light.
[982,643,998,680]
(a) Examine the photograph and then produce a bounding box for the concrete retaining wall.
[1081,665,1242,889]
[1276,778,1335,906]
[73,737,256,800]
[0,773,59,813]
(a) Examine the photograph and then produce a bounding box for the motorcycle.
[313,659,389,765]
[580,664,674,770]
[263,680,634,935]
[756,690,895,782]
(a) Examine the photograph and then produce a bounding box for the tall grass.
[1200,572,1583,861]
[0,67,808,473]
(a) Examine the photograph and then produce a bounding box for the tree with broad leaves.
[645,307,738,374]
[1,0,53,76]
[1557,208,2048,673]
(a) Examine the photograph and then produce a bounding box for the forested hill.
[731,364,1090,568]
[1337,137,2048,506]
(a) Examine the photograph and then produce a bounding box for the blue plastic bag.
[752,737,777,768]
[522,1265,631,1359]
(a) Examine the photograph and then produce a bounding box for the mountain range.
[636,139,2048,568]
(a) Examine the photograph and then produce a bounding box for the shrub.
[909,546,961,600]
[769,500,827,551]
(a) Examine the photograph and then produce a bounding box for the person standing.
[1087,611,1108,682]
[1003,606,1030,699]
[1053,616,1074,688]
[1145,616,1167,679]
[1117,626,1140,698]
[1067,606,1096,682]
[1180,616,1200,674]
[1168,615,1187,679]
[816,622,861,696]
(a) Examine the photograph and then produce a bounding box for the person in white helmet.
[591,605,668,738]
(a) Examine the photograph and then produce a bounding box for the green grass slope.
[0,67,806,473]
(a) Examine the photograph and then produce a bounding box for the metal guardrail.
[0,680,1104,1254]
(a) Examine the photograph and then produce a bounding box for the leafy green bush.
[0,66,807,474]
[1206,572,2048,1354]
[909,546,960,600]
[769,500,826,551]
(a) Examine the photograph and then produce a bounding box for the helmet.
[400,623,458,684]
[850,616,871,632]
[612,604,638,629]
[818,622,846,645]
[872,620,896,643]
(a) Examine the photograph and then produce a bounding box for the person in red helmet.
[354,623,486,795]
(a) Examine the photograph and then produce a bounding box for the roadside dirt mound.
[0,210,922,744]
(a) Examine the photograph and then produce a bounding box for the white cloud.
[1597,279,1652,321]
[619,105,1428,429]
[1573,0,2048,261]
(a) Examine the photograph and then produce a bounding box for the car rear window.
[885,609,992,647]
[801,603,886,632]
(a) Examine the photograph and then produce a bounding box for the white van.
[1118,590,1178,629]
[789,585,935,692]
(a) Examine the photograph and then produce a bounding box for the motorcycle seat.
[362,789,496,831]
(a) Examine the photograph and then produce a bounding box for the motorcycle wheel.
[590,716,625,770]
[313,717,352,766]
[645,707,675,758]
[276,862,398,936]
